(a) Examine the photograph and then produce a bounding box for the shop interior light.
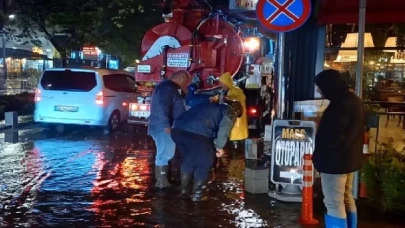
[334,33,375,62]
[243,37,260,52]
[384,37,397,53]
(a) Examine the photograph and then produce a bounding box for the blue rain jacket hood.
[173,102,237,149]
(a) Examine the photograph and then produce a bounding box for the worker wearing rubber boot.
[171,100,242,201]
[313,69,364,228]
[148,70,191,188]
[213,72,248,141]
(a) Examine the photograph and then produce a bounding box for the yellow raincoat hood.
[219,72,234,88]
[219,72,248,141]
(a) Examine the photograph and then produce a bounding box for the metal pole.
[2,31,5,60]
[353,0,367,200]
[375,115,380,153]
[2,30,6,90]
[355,0,366,97]
[276,32,285,119]
[315,27,326,98]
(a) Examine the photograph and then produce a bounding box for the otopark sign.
[256,0,312,32]
[270,120,316,186]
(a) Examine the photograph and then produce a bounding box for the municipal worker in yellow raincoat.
[213,72,248,141]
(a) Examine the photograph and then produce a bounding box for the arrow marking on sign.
[280,171,302,181]
[266,0,298,23]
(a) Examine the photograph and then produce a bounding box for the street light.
[1,14,15,89]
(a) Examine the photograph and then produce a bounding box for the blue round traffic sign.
[256,0,312,32]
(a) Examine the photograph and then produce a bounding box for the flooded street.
[0,126,404,228]
[0,126,302,228]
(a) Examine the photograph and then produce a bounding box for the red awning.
[317,0,405,25]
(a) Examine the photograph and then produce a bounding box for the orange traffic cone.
[299,154,319,225]
[363,132,369,154]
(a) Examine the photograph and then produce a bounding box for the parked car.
[34,68,139,133]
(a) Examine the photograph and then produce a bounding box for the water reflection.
[215,174,269,228]
[4,131,19,143]
[27,139,100,226]
[0,141,44,227]
[90,149,153,227]
[35,139,99,192]
[0,132,307,227]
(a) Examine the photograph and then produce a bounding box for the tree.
[10,0,102,66]
[11,0,164,67]
[94,0,164,67]
[0,0,12,30]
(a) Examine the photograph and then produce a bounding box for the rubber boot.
[347,212,357,228]
[179,172,193,199]
[155,165,172,188]
[325,214,348,228]
[191,179,208,202]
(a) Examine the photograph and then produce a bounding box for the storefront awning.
[317,0,405,25]
[5,48,51,60]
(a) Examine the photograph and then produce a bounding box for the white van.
[34,68,139,133]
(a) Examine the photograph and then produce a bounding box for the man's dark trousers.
[171,129,215,181]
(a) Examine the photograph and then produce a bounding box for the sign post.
[256,0,312,202]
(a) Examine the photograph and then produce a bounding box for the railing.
[364,100,405,116]
[364,101,405,152]
[0,88,35,95]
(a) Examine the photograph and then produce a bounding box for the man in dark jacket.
[148,70,191,188]
[314,69,364,228]
[171,100,243,202]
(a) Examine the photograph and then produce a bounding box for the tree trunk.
[59,49,67,67]
[43,32,68,68]
[48,39,67,67]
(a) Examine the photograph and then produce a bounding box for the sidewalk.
[311,181,405,228]
[225,152,405,228]
[0,115,34,132]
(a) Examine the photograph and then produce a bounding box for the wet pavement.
[0,125,404,228]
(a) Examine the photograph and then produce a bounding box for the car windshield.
[40,70,97,92]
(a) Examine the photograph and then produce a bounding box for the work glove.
[187,82,199,93]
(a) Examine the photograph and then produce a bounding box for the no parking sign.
[256,0,312,32]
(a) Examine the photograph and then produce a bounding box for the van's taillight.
[34,89,41,102]
[95,91,103,105]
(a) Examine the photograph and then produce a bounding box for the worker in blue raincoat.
[185,72,248,141]
[171,100,243,201]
